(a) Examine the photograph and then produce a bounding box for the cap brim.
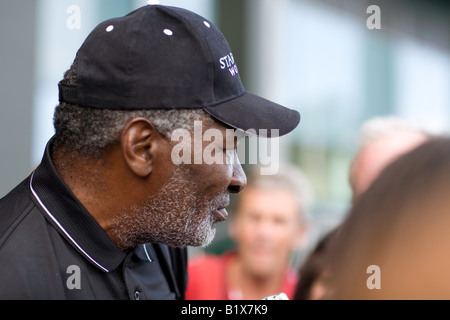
[203,92,300,138]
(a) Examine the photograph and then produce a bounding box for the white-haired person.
[349,116,431,200]
[292,116,432,300]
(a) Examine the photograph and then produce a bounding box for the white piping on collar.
[29,171,109,273]
[143,244,153,262]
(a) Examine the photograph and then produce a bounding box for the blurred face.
[230,187,304,278]
[351,132,428,198]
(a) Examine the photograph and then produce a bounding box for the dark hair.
[53,57,213,158]
[326,136,450,299]
[293,227,338,300]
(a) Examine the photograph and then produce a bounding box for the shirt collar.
[29,138,126,272]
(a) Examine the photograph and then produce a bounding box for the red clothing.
[185,251,299,300]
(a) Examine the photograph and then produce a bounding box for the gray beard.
[110,166,228,249]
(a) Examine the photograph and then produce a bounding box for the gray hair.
[349,115,432,192]
[356,116,430,150]
[53,57,214,158]
[244,163,315,224]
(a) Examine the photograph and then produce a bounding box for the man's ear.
[120,117,160,177]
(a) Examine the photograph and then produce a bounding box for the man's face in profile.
[111,119,246,249]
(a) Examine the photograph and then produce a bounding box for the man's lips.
[215,208,228,222]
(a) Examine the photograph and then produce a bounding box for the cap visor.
[203,92,300,137]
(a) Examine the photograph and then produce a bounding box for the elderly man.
[0,4,299,299]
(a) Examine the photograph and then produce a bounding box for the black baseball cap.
[58,3,300,137]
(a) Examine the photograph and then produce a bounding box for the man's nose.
[227,160,246,194]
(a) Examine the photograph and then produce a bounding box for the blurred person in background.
[293,115,431,300]
[326,137,450,299]
[186,165,314,300]
[293,226,339,300]
[349,116,430,200]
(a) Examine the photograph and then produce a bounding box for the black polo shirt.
[0,139,187,299]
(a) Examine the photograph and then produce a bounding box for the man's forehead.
[204,119,246,143]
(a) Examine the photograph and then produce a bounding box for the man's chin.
[157,226,217,248]
[190,226,217,248]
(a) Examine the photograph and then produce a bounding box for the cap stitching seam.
[157,6,215,104]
